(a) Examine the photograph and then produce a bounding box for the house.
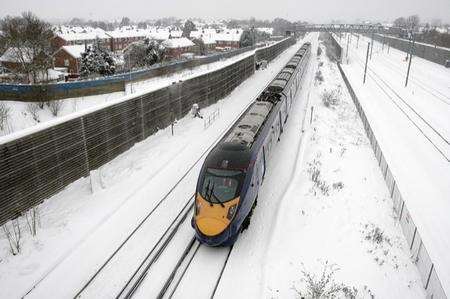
[0,47,34,75]
[106,26,148,52]
[53,44,87,75]
[215,29,243,49]
[161,37,195,59]
[52,26,111,51]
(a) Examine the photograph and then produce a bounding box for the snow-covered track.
[116,200,194,299]
[350,50,450,162]
[156,241,233,299]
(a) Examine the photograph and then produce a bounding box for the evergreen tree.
[182,20,196,38]
[239,29,255,48]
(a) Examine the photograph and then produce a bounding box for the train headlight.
[227,204,237,220]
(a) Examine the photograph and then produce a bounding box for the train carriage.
[192,42,311,246]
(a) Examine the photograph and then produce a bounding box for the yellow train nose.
[196,217,228,236]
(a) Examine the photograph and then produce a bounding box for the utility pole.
[370,32,374,59]
[346,34,350,62]
[357,35,360,49]
[405,34,415,87]
[364,42,370,84]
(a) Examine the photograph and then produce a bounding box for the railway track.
[22,41,306,299]
[156,239,233,299]
[347,44,450,162]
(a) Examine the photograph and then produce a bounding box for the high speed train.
[192,42,311,246]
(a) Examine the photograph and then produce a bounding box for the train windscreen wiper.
[209,183,225,208]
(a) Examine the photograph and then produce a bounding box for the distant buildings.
[52,45,86,75]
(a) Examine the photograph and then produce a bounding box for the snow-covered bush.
[315,70,324,84]
[321,88,341,108]
[294,261,358,298]
[123,38,165,69]
[26,103,41,122]
[47,100,64,116]
[80,43,116,77]
[0,102,11,131]
[2,219,22,255]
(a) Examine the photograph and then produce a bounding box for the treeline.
[393,15,450,48]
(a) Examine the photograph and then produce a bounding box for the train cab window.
[200,168,243,204]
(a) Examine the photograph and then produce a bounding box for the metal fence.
[368,34,450,66]
[335,55,447,299]
[0,37,295,226]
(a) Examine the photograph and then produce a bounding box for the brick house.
[215,29,243,49]
[53,45,86,75]
[161,37,195,59]
[52,26,111,51]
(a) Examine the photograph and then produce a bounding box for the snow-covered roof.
[161,37,195,48]
[106,26,149,39]
[56,45,87,59]
[147,29,182,41]
[54,26,110,41]
[0,47,34,63]
[256,27,274,35]
[215,29,243,42]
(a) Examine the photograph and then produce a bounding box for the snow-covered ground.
[215,35,425,299]
[0,50,254,138]
[339,33,450,296]
[0,36,303,299]
[0,34,427,299]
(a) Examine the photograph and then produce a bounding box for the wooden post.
[370,32,374,59]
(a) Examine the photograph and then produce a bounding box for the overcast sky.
[1,0,449,23]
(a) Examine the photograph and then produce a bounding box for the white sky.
[1,0,449,23]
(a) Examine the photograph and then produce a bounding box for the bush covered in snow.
[80,43,116,77]
[123,38,165,69]
[321,88,341,108]
[315,70,324,84]
[0,102,11,131]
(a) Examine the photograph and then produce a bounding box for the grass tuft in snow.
[307,157,330,196]
[46,100,64,117]
[2,219,22,255]
[294,261,359,299]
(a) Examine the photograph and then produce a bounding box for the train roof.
[223,101,273,148]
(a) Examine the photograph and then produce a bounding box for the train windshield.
[200,168,243,204]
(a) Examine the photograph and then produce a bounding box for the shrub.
[47,100,64,116]
[315,70,324,84]
[321,88,341,108]
[294,261,358,298]
[26,103,41,122]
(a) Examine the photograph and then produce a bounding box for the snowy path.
[215,34,425,298]
[340,34,450,296]
[0,37,307,299]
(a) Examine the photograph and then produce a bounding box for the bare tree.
[406,15,420,31]
[0,12,54,83]
[393,17,407,28]
[26,102,41,122]
[2,218,22,255]
[25,207,40,237]
[431,18,442,29]
[0,102,11,131]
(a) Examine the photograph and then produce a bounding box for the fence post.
[79,117,92,193]
[363,42,370,84]
[405,35,415,87]
[370,32,374,59]
[139,97,145,140]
